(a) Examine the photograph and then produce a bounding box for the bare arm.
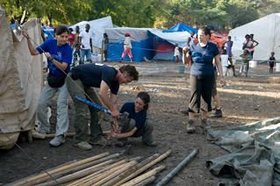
[112,127,137,138]
[99,81,119,117]
[214,55,226,86]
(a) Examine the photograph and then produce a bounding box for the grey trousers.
[119,116,154,144]
[66,74,103,143]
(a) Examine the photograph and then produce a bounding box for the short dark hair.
[199,26,211,37]
[119,65,139,81]
[55,25,69,35]
[137,91,150,110]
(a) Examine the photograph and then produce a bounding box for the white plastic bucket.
[249,60,257,68]
[276,63,280,72]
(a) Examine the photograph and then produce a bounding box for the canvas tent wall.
[70,16,114,49]
[0,9,43,149]
[105,27,154,62]
[229,13,280,61]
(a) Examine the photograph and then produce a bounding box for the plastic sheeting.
[105,27,154,62]
[206,117,280,185]
[0,8,42,143]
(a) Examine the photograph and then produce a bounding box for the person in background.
[224,36,236,76]
[22,25,72,147]
[66,64,139,150]
[240,49,250,77]
[174,44,180,63]
[111,92,156,147]
[121,33,133,62]
[73,26,81,65]
[102,33,109,62]
[79,24,92,64]
[268,52,276,74]
[250,34,259,59]
[186,26,225,134]
[68,28,75,48]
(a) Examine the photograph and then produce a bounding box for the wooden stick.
[82,162,133,186]
[7,152,110,186]
[121,165,165,186]
[37,159,115,186]
[115,150,172,186]
[103,154,159,186]
[155,149,199,186]
[67,159,128,186]
[134,176,156,186]
[92,160,138,186]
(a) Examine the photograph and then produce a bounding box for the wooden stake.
[7,152,110,186]
[37,159,115,186]
[121,165,165,186]
[103,154,159,186]
[134,176,156,186]
[66,159,128,186]
[115,150,172,186]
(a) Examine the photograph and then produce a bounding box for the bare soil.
[1,62,279,186]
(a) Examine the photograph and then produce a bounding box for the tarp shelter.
[0,9,43,149]
[149,23,197,61]
[229,13,280,60]
[163,22,197,34]
[42,26,54,40]
[105,27,154,62]
[70,16,113,49]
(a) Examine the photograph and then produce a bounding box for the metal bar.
[75,96,111,115]
[155,149,199,186]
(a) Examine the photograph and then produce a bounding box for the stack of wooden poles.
[7,150,172,186]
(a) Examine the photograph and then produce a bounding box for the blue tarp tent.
[105,27,154,62]
[163,22,197,33]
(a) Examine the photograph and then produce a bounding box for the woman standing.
[22,25,72,146]
[187,26,225,133]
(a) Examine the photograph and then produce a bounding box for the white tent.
[70,16,113,48]
[229,13,280,61]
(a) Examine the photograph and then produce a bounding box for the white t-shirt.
[220,54,229,67]
[174,46,180,56]
[79,30,92,50]
[124,37,132,48]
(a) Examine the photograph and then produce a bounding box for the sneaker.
[89,136,110,146]
[186,120,196,133]
[143,142,157,147]
[73,141,92,150]
[49,135,65,147]
[213,109,223,118]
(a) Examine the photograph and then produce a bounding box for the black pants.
[188,74,215,113]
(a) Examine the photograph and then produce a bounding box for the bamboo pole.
[67,159,128,186]
[103,153,160,186]
[115,150,172,186]
[81,162,133,186]
[37,159,115,186]
[7,152,110,186]
[155,149,199,186]
[121,165,166,186]
[134,176,156,186]
[92,160,138,186]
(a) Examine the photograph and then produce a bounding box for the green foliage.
[0,0,279,30]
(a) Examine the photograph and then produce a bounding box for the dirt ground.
[1,62,280,185]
